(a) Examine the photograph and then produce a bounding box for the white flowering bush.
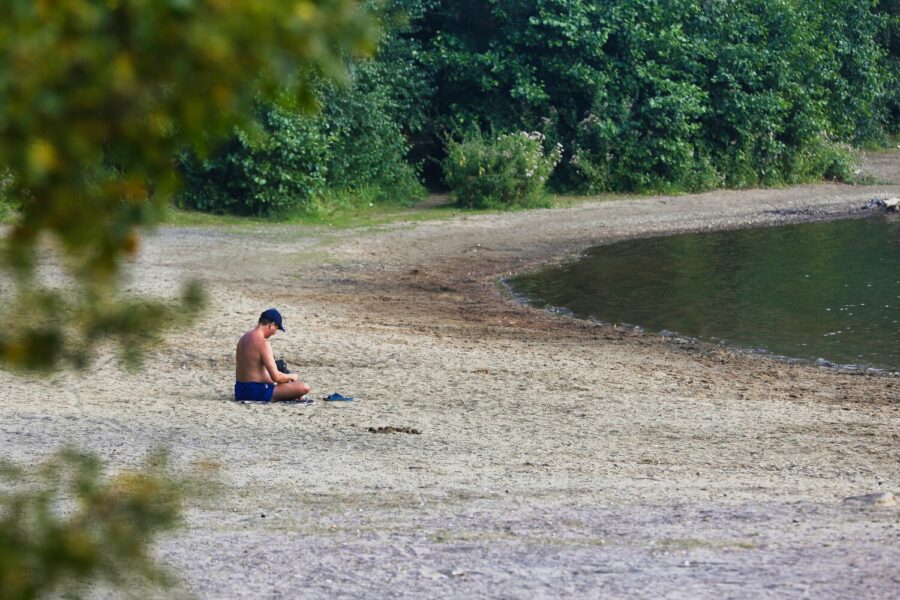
[443,130,562,209]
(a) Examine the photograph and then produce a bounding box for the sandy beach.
[1,151,899,598]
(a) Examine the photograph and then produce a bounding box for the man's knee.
[273,381,310,401]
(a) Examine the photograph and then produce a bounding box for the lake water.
[510,216,900,372]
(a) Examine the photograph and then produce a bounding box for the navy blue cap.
[260,308,285,332]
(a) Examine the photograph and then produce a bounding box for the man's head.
[258,308,285,337]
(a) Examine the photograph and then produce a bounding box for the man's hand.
[273,372,298,385]
[275,373,299,384]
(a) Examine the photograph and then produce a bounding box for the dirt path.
[1,157,899,598]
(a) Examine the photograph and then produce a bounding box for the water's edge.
[501,210,900,378]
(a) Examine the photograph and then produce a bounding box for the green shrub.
[319,59,425,203]
[178,105,330,217]
[443,130,561,209]
[401,0,894,192]
[876,0,900,135]
[799,139,862,183]
[177,56,425,218]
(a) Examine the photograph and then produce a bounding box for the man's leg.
[272,381,311,401]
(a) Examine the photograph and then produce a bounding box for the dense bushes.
[409,0,895,193]
[180,0,899,216]
[178,106,329,216]
[443,130,561,208]
[178,59,424,217]
[877,0,900,135]
[319,59,425,203]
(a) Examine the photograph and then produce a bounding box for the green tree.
[394,0,892,192]
[0,450,187,600]
[177,102,332,216]
[0,0,377,371]
[177,3,428,217]
[876,0,900,133]
[0,1,375,596]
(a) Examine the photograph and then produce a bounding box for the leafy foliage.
[179,47,425,217]
[443,130,561,208]
[877,0,900,134]
[320,59,426,202]
[0,0,377,370]
[399,0,894,193]
[176,0,899,209]
[0,449,185,599]
[178,105,330,216]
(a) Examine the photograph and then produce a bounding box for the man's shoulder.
[238,330,262,349]
[246,331,272,350]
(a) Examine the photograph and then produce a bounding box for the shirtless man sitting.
[234,308,311,402]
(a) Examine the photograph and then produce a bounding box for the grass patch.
[860,133,900,151]
[160,206,268,227]
[655,537,757,551]
[159,191,674,230]
[551,193,645,209]
[429,528,608,547]
[162,193,504,230]
[163,189,641,231]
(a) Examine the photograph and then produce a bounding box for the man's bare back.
[234,309,311,402]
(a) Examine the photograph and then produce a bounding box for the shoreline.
[1,163,899,597]
[498,209,900,378]
[501,276,900,379]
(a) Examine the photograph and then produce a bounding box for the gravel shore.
[1,152,898,598]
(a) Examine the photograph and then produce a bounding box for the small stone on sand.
[842,492,896,507]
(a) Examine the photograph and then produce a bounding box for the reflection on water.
[510,217,900,371]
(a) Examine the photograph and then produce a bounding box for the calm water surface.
[511,217,900,371]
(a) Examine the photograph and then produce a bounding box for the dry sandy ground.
[2,152,900,598]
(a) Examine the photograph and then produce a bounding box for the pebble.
[842,492,897,507]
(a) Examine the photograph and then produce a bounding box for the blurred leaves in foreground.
[0,0,377,371]
[0,449,188,599]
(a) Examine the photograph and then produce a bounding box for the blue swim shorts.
[234,381,275,402]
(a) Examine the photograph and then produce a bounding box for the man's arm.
[260,340,297,384]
